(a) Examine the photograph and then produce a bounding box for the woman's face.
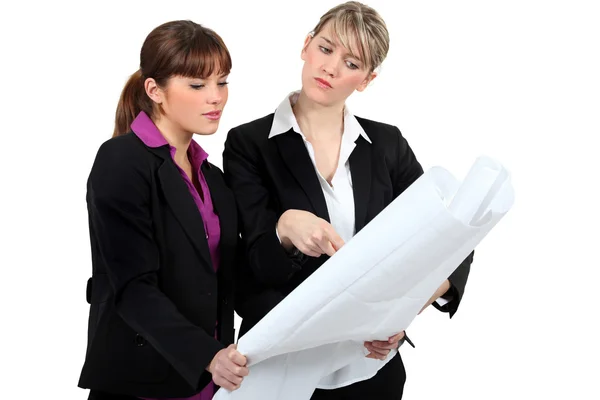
[300,21,376,107]
[147,71,229,136]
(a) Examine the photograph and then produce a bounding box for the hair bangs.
[167,31,232,79]
[312,2,390,71]
[330,12,372,69]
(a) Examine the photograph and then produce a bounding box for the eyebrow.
[321,36,335,46]
[189,72,229,80]
[319,36,363,62]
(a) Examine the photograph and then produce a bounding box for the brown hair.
[113,20,232,137]
[311,1,389,72]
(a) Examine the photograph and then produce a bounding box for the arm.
[390,127,472,318]
[432,251,473,317]
[88,142,223,390]
[223,129,305,287]
[232,232,286,327]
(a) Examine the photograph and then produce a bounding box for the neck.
[293,89,344,141]
[153,115,194,166]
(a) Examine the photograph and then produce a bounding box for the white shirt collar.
[268,91,372,145]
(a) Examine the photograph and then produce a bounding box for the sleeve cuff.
[435,297,451,306]
[275,225,307,265]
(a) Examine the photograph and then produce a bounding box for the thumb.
[227,343,238,358]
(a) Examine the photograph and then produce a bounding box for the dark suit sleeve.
[231,229,286,329]
[432,251,474,317]
[88,141,223,389]
[223,128,303,287]
[390,127,473,318]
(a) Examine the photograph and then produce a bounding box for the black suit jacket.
[223,113,473,336]
[78,133,238,398]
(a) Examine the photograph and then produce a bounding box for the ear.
[356,71,378,92]
[144,77,164,104]
[301,32,313,61]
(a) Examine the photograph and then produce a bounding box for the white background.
[1,0,599,399]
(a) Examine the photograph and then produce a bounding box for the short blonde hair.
[311,1,389,72]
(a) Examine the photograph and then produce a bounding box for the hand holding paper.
[364,331,405,360]
[208,344,249,392]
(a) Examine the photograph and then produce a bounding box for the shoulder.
[89,133,155,190]
[226,113,275,143]
[224,113,277,160]
[354,115,415,157]
[354,116,405,147]
[94,132,152,166]
[353,116,421,173]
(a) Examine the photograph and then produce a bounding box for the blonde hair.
[311,1,389,72]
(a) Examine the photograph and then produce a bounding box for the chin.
[305,85,335,107]
[194,126,219,136]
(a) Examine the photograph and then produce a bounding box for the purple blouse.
[132,111,221,400]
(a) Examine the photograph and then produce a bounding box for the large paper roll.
[215,156,514,400]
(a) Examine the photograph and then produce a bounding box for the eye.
[218,81,229,87]
[346,61,359,70]
[319,46,332,54]
[190,84,205,90]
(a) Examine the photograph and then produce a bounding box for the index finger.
[316,239,336,257]
[323,225,345,251]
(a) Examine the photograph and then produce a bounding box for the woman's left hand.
[364,331,405,360]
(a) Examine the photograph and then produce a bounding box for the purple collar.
[131,111,209,166]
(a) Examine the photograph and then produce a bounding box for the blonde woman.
[223,3,473,398]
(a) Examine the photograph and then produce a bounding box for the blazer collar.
[268,91,372,145]
[130,112,221,274]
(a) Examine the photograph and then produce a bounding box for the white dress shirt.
[270,91,371,243]
[271,91,450,306]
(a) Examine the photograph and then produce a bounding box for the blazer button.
[135,334,146,347]
[223,298,228,305]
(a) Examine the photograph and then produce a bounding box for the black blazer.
[223,113,473,336]
[78,133,238,398]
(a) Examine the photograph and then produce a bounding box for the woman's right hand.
[207,344,249,391]
[277,210,345,257]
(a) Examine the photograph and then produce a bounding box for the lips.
[203,110,222,120]
[315,78,332,88]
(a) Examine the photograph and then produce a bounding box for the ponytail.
[113,69,153,137]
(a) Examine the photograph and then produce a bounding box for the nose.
[322,58,338,78]
[207,85,223,105]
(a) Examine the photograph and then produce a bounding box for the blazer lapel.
[273,130,330,222]
[153,148,213,272]
[349,136,372,233]
[202,164,236,282]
